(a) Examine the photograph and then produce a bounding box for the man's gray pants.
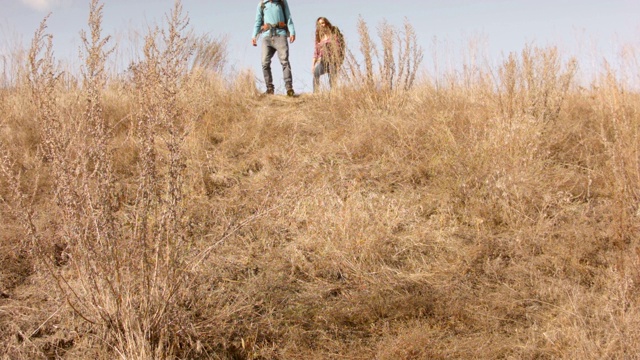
[261,34,292,91]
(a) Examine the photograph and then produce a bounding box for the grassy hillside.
[1,1,640,359]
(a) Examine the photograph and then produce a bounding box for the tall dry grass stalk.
[1,1,213,358]
[190,34,228,74]
[342,16,423,94]
[592,64,640,245]
[496,45,577,122]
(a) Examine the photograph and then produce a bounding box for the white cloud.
[21,0,73,12]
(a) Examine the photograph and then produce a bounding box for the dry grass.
[1,1,640,359]
[341,16,423,94]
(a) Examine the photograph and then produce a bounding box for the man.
[252,0,296,96]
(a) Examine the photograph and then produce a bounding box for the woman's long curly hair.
[315,17,337,44]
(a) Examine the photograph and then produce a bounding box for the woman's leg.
[313,61,327,93]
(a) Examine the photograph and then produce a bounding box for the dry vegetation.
[2,1,640,359]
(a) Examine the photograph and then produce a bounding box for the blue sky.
[2,0,639,92]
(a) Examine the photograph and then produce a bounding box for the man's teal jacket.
[253,0,296,38]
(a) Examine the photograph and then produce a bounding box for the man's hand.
[252,37,257,47]
[289,34,296,43]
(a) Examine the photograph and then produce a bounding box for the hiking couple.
[252,0,345,95]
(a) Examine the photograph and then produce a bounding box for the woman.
[312,17,343,92]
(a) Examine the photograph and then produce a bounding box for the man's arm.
[282,0,295,43]
[252,2,263,46]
